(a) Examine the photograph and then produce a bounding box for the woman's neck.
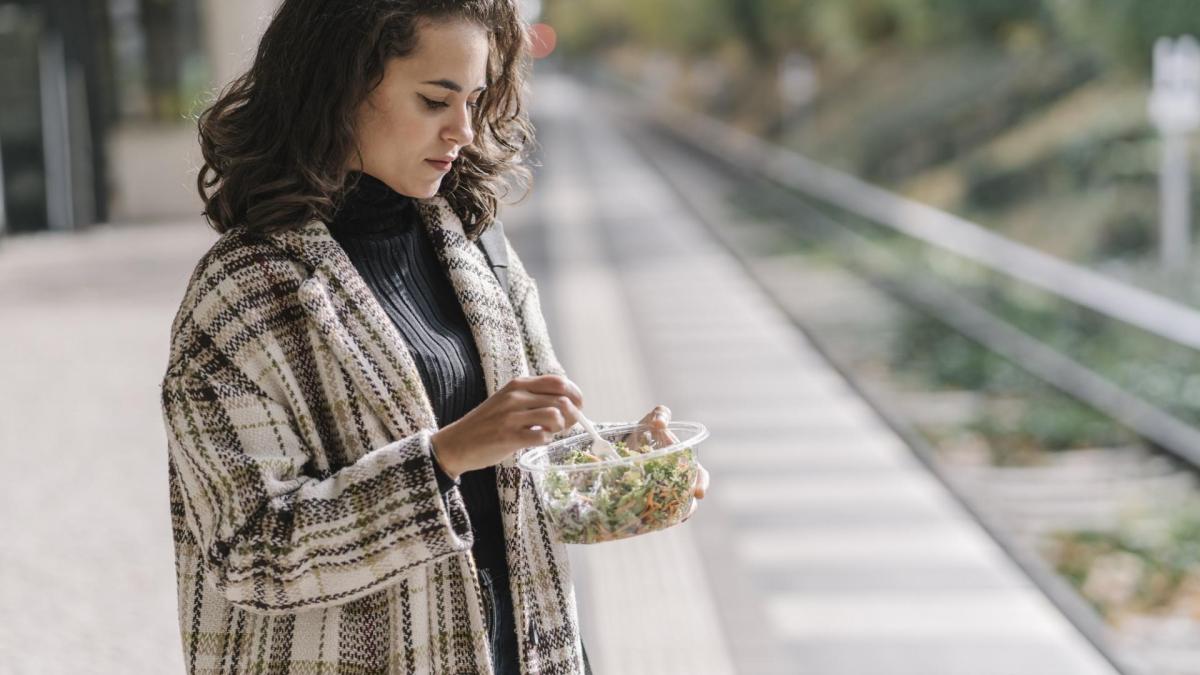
[328,171,420,238]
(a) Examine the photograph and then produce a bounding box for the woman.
[160,0,709,673]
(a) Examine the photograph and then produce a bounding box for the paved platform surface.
[0,222,212,673]
[0,73,1118,674]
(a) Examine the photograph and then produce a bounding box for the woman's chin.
[410,181,441,199]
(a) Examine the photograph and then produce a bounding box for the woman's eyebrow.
[421,79,488,93]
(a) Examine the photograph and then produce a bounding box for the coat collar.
[268,196,530,440]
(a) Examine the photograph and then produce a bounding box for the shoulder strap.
[476,219,510,296]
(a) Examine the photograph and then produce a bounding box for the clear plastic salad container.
[517,421,709,544]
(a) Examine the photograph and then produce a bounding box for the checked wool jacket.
[161,196,592,674]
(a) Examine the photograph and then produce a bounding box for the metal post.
[0,135,7,238]
[38,31,73,231]
[1161,132,1191,275]
[1149,36,1200,283]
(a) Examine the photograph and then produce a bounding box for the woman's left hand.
[637,405,710,521]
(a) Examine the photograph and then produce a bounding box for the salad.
[538,437,699,544]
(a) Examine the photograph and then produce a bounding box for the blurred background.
[0,0,275,231]
[5,0,1200,674]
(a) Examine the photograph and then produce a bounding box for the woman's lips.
[425,159,453,172]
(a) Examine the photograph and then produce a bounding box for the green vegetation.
[894,243,1200,427]
[1053,501,1200,618]
[879,306,1138,464]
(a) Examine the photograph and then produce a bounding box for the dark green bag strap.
[475,219,510,296]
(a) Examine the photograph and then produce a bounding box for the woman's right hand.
[430,375,584,479]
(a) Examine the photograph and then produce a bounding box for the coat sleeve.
[161,349,474,615]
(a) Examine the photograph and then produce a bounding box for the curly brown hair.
[196,0,534,238]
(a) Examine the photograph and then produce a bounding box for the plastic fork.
[575,408,622,461]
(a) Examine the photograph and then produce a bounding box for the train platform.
[0,73,1120,674]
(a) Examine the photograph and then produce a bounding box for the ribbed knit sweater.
[326,171,509,576]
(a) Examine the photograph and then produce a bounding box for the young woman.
[160,0,709,673]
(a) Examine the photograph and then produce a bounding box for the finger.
[649,427,675,448]
[567,379,584,407]
[645,404,671,427]
[633,405,671,448]
[511,392,578,418]
[661,428,680,445]
[655,407,679,445]
[523,375,584,408]
[511,407,567,434]
[693,464,709,499]
[624,428,646,453]
[651,406,677,443]
[516,425,554,447]
[557,397,583,429]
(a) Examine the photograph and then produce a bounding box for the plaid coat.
[161,196,591,674]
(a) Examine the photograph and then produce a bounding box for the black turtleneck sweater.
[326,172,508,576]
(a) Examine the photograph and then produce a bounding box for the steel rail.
[635,90,1200,353]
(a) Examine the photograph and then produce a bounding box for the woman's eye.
[420,95,448,110]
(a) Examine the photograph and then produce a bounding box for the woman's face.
[350,19,489,199]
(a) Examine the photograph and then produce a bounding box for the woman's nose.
[444,105,475,147]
